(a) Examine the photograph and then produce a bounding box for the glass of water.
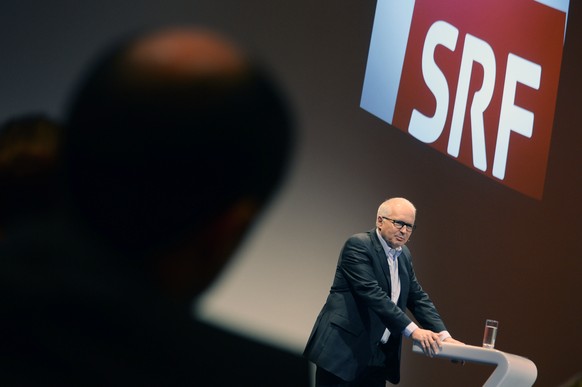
[482,319,499,349]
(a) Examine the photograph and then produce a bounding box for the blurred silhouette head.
[0,114,62,234]
[64,27,294,297]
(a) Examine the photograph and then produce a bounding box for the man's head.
[63,27,294,297]
[376,197,416,248]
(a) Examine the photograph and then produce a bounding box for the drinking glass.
[482,319,498,349]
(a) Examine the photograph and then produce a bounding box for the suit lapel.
[370,229,391,292]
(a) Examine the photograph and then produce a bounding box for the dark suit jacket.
[303,229,446,384]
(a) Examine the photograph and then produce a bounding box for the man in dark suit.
[304,197,462,386]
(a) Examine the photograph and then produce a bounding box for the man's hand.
[411,328,442,357]
[443,337,464,345]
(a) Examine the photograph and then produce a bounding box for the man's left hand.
[443,337,464,345]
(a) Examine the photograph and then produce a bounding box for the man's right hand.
[411,328,442,357]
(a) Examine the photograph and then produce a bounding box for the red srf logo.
[361,0,569,199]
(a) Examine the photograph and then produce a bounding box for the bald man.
[304,198,462,386]
[0,27,309,386]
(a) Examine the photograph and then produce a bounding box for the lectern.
[412,342,537,387]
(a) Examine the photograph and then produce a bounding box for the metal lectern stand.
[412,342,537,387]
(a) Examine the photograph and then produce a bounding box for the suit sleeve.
[339,235,413,334]
[404,255,447,333]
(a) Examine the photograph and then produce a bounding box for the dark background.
[1,1,580,386]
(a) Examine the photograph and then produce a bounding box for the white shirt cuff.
[403,322,419,337]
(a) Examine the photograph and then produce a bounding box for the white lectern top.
[412,342,537,387]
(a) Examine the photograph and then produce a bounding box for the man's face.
[376,201,415,248]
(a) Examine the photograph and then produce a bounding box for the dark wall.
[1,1,580,386]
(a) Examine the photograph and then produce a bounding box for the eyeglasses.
[381,216,416,232]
